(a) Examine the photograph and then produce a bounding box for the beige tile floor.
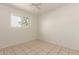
[0,39,79,55]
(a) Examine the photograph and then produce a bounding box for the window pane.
[11,14,21,27]
[11,13,30,28]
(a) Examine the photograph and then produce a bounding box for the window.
[11,13,30,28]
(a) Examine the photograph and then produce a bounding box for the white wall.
[39,4,79,50]
[0,4,37,48]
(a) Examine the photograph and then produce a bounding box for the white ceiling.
[8,3,68,15]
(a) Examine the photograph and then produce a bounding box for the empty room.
[0,3,79,55]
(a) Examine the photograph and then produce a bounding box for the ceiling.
[8,3,68,15]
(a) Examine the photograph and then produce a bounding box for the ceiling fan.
[31,3,42,10]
